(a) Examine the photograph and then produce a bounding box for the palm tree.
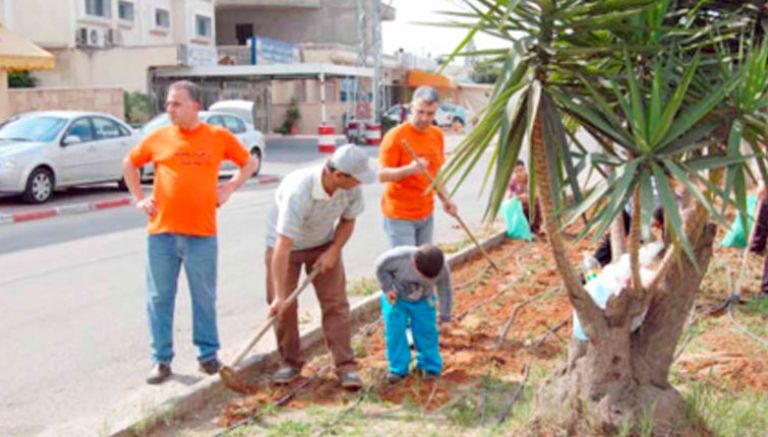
[439,0,768,433]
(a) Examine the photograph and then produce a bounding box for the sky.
[382,0,506,60]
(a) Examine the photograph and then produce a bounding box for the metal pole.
[320,72,327,124]
[372,0,383,122]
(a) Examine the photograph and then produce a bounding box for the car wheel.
[250,147,262,177]
[22,167,55,204]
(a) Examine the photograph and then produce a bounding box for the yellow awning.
[406,70,456,89]
[0,25,55,71]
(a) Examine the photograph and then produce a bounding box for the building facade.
[1,0,216,92]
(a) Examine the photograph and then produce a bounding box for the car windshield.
[0,115,68,143]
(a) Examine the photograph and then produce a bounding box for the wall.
[4,0,73,48]
[215,0,361,46]
[33,45,179,92]
[8,87,125,119]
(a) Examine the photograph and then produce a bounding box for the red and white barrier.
[345,119,360,142]
[318,124,336,153]
[365,122,381,146]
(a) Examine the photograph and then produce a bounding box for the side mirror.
[62,135,81,146]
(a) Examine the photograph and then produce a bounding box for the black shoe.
[198,358,222,375]
[272,366,300,385]
[340,370,363,390]
[146,363,172,385]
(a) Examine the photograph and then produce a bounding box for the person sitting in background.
[505,160,541,234]
[749,182,768,300]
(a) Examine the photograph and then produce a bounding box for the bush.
[8,71,37,88]
[124,91,156,126]
[279,97,301,135]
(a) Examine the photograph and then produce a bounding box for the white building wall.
[2,0,216,92]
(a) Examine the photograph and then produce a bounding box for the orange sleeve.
[379,128,401,168]
[436,129,446,168]
[128,134,155,168]
[221,130,250,167]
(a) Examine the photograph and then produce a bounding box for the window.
[223,116,246,134]
[155,8,170,29]
[118,1,134,21]
[66,119,96,143]
[195,15,212,38]
[207,116,225,127]
[85,0,111,18]
[92,117,127,140]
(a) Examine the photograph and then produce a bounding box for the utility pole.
[371,0,383,122]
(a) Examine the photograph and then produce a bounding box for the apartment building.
[0,0,216,92]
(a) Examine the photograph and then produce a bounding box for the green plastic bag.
[502,197,533,241]
[721,194,758,248]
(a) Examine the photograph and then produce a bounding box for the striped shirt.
[266,165,365,250]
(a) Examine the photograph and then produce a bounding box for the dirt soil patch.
[154,227,768,436]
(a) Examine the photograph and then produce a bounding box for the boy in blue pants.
[375,244,452,383]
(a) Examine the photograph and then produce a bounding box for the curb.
[110,228,509,436]
[0,175,280,226]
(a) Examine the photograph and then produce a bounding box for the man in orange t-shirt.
[121,81,259,384]
[378,86,458,247]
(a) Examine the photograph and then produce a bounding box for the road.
[0,135,498,435]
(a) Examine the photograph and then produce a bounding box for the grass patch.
[684,381,768,437]
[347,276,380,297]
[267,420,312,436]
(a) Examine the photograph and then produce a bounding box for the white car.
[141,111,266,177]
[0,111,140,203]
[384,103,471,127]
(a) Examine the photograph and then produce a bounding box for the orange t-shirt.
[379,122,445,220]
[129,123,249,236]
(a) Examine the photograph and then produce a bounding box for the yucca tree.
[439,0,768,433]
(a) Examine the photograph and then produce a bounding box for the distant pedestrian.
[121,80,259,384]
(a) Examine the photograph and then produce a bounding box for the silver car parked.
[0,111,139,203]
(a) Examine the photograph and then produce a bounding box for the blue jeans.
[146,233,219,364]
[383,215,434,248]
[380,293,442,376]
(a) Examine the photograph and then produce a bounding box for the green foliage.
[123,91,156,126]
[684,382,768,437]
[7,70,37,88]
[437,0,768,265]
[279,97,301,135]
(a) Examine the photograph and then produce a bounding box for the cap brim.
[354,167,377,184]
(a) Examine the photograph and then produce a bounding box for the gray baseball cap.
[330,144,377,184]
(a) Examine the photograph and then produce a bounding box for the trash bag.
[721,194,758,248]
[572,241,664,341]
[501,197,532,241]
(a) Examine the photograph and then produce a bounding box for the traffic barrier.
[365,122,381,146]
[318,124,336,153]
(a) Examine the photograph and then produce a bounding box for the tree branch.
[531,108,606,338]
[629,186,643,294]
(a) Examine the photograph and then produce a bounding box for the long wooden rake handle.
[230,269,320,368]
[401,139,500,273]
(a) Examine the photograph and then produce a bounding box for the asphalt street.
[0,135,498,435]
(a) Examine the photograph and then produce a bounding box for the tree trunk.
[528,106,717,433]
[536,223,715,434]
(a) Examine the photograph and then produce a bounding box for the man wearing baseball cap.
[264,144,376,389]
